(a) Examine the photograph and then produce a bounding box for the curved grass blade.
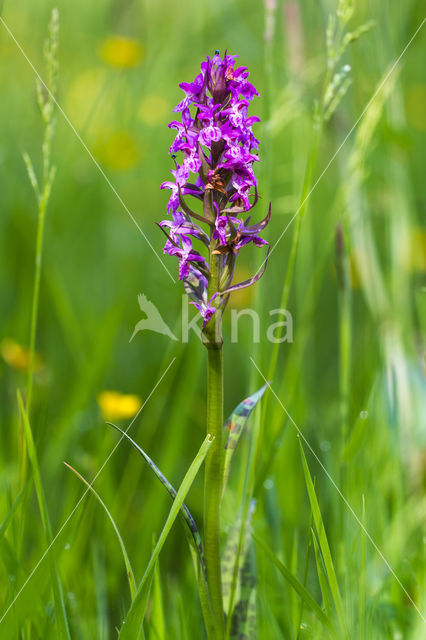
[299,442,346,634]
[63,462,136,600]
[252,533,333,631]
[222,384,268,499]
[17,390,71,640]
[295,513,314,639]
[106,422,207,585]
[107,424,216,638]
[311,528,332,617]
[118,434,213,640]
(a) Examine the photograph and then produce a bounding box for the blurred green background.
[0,0,425,638]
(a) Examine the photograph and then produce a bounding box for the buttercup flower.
[159,51,270,334]
[97,390,142,421]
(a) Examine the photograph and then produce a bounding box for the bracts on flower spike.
[159,50,270,343]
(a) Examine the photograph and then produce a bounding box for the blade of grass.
[252,533,332,631]
[17,390,71,639]
[177,592,190,640]
[290,535,299,632]
[118,434,213,640]
[230,542,257,639]
[222,384,268,499]
[49,306,122,462]
[0,483,31,542]
[222,502,256,638]
[0,502,77,637]
[311,528,332,618]
[299,441,346,635]
[342,410,370,462]
[126,349,217,636]
[64,462,136,600]
[295,514,313,640]
[253,241,334,496]
[0,535,30,639]
[360,495,366,640]
[92,543,108,640]
[107,422,208,585]
[225,398,264,640]
[149,552,166,640]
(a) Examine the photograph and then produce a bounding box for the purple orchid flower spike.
[182,265,217,328]
[190,299,217,328]
[167,235,207,280]
[158,50,271,344]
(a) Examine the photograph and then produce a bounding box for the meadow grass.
[0,0,425,638]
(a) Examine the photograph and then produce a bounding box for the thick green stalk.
[205,346,223,634]
[203,243,224,638]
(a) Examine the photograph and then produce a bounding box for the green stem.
[203,243,224,638]
[337,229,351,550]
[205,346,223,634]
[26,191,48,415]
[338,280,351,446]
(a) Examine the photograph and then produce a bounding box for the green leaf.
[342,411,370,462]
[0,483,31,542]
[222,384,268,498]
[295,514,313,637]
[0,500,78,638]
[230,544,257,639]
[148,552,166,640]
[17,391,71,639]
[299,442,346,634]
[359,496,367,640]
[252,533,332,631]
[107,422,207,586]
[118,434,213,640]
[64,462,136,600]
[311,528,332,617]
[222,502,257,639]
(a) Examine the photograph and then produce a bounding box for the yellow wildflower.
[0,338,41,372]
[97,390,142,421]
[100,36,143,69]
